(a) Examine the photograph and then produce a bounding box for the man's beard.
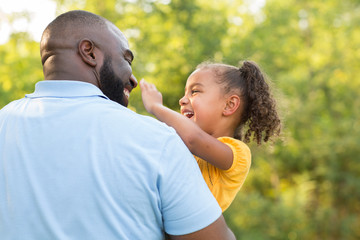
[99,55,127,106]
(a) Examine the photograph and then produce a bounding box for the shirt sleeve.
[159,133,222,235]
[215,137,252,211]
[220,137,251,175]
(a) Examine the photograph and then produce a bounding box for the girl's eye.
[191,90,199,95]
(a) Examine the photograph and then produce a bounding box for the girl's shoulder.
[217,137,251,173]
[217,137,250,154]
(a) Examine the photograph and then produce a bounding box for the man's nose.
[130,74,138,89]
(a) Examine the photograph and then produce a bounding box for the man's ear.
[78,38,98,67]
[223,95,241,116]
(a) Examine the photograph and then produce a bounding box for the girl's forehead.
[187,69,214,83]
[184,69,218,91]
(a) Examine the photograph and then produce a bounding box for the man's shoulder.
[0,98,26,114]
[92,100,177,137]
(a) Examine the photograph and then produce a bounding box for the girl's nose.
[179,96,189,106]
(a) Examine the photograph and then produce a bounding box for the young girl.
[140,61,281,212]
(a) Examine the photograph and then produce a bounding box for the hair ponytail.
[237,61,281,145]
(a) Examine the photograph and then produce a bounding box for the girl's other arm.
[140,79,233,170]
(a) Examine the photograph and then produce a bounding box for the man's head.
[40,10,137,106]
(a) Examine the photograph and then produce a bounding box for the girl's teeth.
[184,112,194,118]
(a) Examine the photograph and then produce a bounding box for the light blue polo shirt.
[0,80,221,240]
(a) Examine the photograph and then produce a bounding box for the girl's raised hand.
[139,79,163,115]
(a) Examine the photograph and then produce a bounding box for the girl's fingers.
[139,79,149,91]
[149,83,156,91]
[140,79,158,93]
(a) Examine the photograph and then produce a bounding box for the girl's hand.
[139,79,163,115]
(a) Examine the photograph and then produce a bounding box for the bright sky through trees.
[0,0,266,44]
[0,0,56,44]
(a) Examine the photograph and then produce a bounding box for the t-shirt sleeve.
[159,133,222,235]
[214,137,251,211]
[221,137,251,176]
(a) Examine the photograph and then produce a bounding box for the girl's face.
[179,69,227,136]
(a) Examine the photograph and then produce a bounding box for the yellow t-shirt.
[195,137,251,212]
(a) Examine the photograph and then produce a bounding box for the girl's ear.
[223,95,241,116]
[78,38,98,67]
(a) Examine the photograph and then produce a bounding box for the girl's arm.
[140,79,233,170]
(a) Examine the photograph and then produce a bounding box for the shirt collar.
[25,80,109,100]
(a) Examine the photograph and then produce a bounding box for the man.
[0,10,235,239]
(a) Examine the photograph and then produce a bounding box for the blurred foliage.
[1,0,359,239]
[0,32,43,106]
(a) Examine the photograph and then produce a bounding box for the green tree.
[0,32,42,107]
[222,0,360,239]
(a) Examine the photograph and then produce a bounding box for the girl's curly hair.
[197,61,281,145]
